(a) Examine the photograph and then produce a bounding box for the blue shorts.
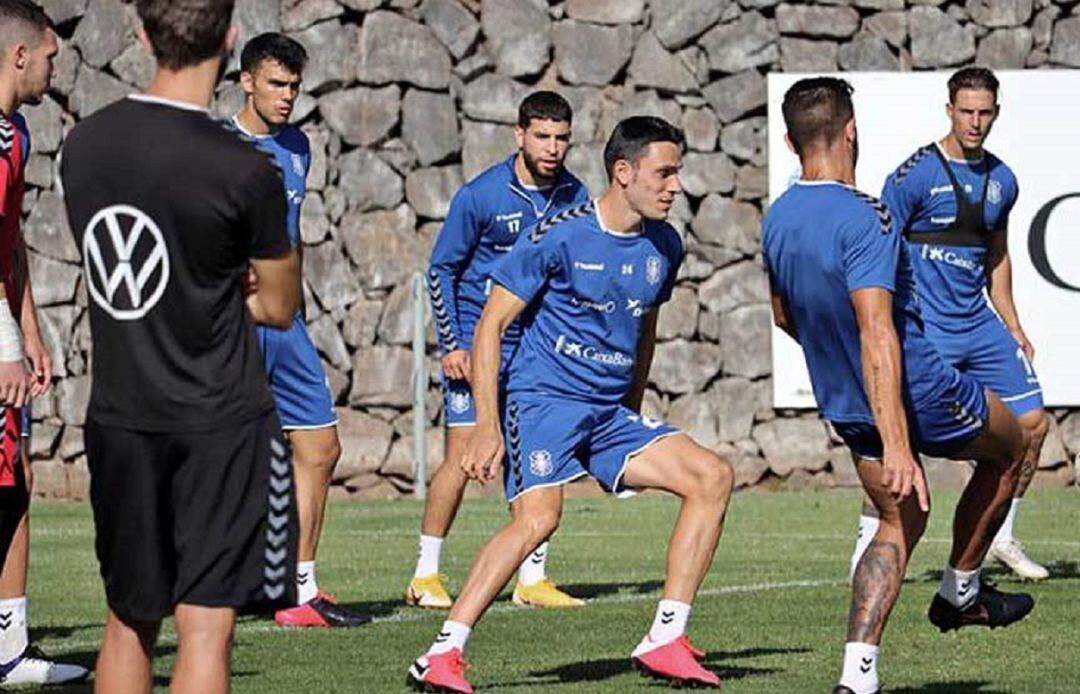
[926,313,1043,418]
[257,316,337,430]
[833,368,989,460]
[442,377,477,427]
[503,396,681,503]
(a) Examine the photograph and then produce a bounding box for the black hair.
[136,0,233,70]
[781,77,854,156]
[948,66,999,103]
[518,90,572,129]
[602,116,685,178]
[240,32,308,76]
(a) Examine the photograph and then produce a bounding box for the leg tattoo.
[847,540,903,644]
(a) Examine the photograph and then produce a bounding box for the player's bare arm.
[623,310,659,413]
[248,248,301,329]
[461,286,525,483]
[14,231,49,397]
[985,228,1033,360]
[852,287,928,511]
[769,278,798,342]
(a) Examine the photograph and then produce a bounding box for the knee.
[513,506,561,546]
[1021,410,1049,451]
[293,437,342,474]
[684,451,734,507]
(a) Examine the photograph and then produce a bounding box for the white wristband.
[0,298,24,362]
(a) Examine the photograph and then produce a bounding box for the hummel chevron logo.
[958,580,972,596]
[414,661,430,678]
[435,631,450,643]
[660,611,675,625]
[264,584,285,600]
[269,495,289,512]
[268,530,288,547]
[269,514,288,531]
[0,612,10,630]
[266,548,287,565]
[297,572,309,585]
[860,657,873,674]
[270,476,290,494]
[265,566,286,581]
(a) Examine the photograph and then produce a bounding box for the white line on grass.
[41,577,841,652]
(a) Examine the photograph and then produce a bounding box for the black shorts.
[85,411,297,622]
[0,478,28,568]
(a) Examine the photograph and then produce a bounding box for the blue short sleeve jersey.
[427,155,589,355]
[493,201,684,405]
[11,113,28,165]
[880,144,1018,324]
[762,181,954,424]
[227,119,310,246]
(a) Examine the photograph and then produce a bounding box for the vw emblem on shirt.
[82,204,170,321]
[645,254,663,286]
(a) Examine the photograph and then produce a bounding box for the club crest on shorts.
[986,179,1002,205]
[646,255,662,286]
[83,204,170,321]
[529,449,553,477]
[449,390,471,414]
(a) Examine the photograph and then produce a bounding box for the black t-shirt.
[61,95,290,431]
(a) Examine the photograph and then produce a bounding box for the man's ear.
[784,133,797,155]
[239,70,254,95]
[612,158,633,187]
[12,44,27,70]
[513,125,525,151]
[844,118,856,142]
[137,27,153,57]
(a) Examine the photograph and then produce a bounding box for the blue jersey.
[227,118,310,246]
[493,201,683,405]
[881,144,1018,324]
[12,113,28,165]
[762,181,955,424]
[427,154,589,355]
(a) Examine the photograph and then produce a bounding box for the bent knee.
[684,451,734,504]
[1020,410,1049,446]
[512,506,561,544]
[292,438,342,472]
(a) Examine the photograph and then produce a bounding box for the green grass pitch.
[20,488,1080,692]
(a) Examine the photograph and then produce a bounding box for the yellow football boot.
[405,574,453,609]
[511,578,585,608]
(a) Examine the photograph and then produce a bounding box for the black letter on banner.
[1029,193,1080,292]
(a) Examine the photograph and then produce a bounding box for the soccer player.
[849,67,1049,581]
[764,78,1034,694]
[408,91,590,610]
[60,2,301,692]
[0,2,85,684]
[230,33,368,628]
[408,116,734,693]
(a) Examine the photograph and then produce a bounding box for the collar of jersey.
[934,141,984,166]
[230,115,273,139]
[794,179,855,190]
[504,154,576,219]
[128,94,208,114]
[594,199,644,238]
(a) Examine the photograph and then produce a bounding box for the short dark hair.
[135,0,233,71]
[240,32,307,76]
[782,77,854,156]
[0,0,50,52]
[518,91,572,129]
[603,116,685,178]
[948,66,999,103]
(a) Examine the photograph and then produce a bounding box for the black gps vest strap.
[903,144,991,248]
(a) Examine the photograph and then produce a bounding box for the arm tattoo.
[847,539,903,643]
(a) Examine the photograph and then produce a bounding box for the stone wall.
[26,0,1080,500]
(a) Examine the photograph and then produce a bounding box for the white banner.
[767,71,1080,408]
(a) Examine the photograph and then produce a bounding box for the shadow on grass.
[20,644,182,693]
[916,560,1080,584]
[891,680,1010,694]
[482,646,806,689]
[557,579,665,600]
[30,623,102,642]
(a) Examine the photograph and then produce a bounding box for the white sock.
[427,620,471,656]
[296,561,318,605]
[517,541,549,587]
[839,641,880,694]
[647,599,691,646]
[415,535,443,578]
[938,565,980,609]
[0,596,28,664]
[992,498,1021,545]
[850,515,880,580]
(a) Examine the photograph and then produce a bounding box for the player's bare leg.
[0,445,88,684]
[94,611,159,694]
[835,454,929,694]
[170,604,234,694]
[623,434,733,688]
[988,407,1049,579]
[928,392,1033,632]
[408,428,581,609]
[275,426,369,627]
